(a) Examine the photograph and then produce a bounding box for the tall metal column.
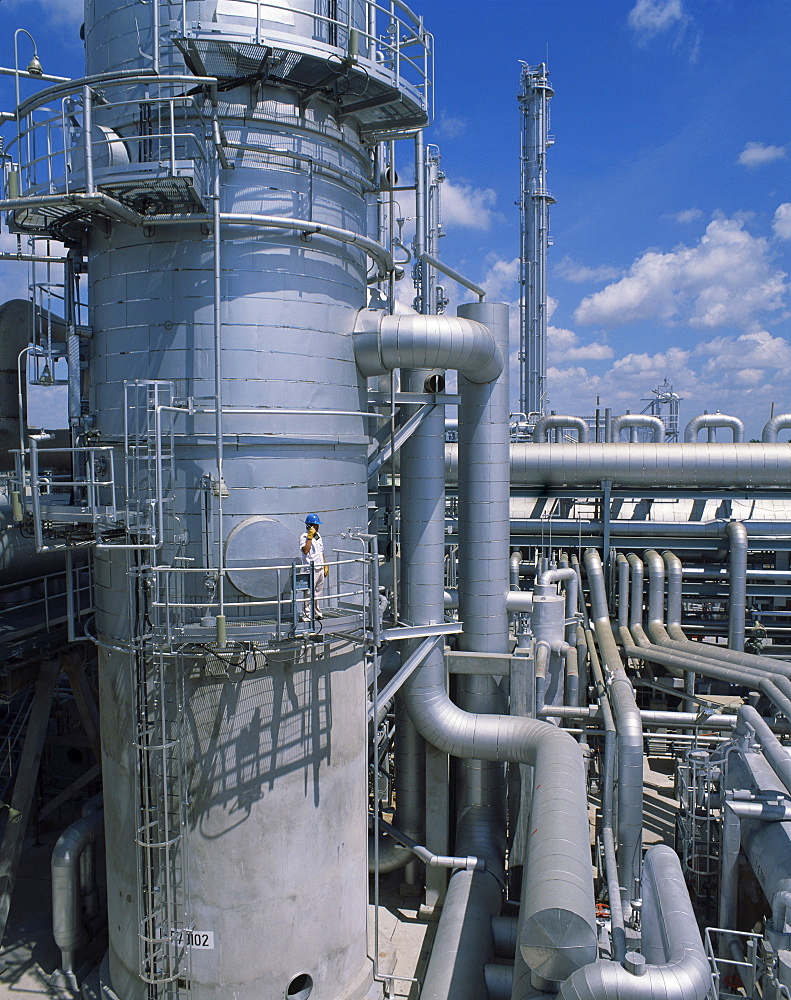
[518,62,554,418]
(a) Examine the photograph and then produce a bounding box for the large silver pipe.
[403,679,597,983]
[584,549,643,911]
[662,551,682,627]
[532,414,589,443]
[763,414,791,442]
[446,442,791,488]
[609,413,663,442]
[509,516,791,542]
[455,302,510,845]
[51,809,105,981]
[725,521,747,651]
[684,413,745,442]
[559,845,711,999]
[354,311,504,385]
[401,309,599,982]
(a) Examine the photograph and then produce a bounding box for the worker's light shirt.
[300,532,325,567]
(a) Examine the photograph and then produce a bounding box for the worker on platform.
[300,514,328,621]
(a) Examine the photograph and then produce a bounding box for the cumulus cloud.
[737,142,787,168]
[628,0,685,36]
[773,204,791,241]
[556,256,621,284]
[573,215,788,330]
[695,329,791,374]
[441,181,497,230]
[548,326,614,363]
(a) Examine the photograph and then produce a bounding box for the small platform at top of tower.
[171,0,432,141]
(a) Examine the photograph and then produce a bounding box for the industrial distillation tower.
[517,62,554,421]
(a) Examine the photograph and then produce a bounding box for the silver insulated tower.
[6,2,430,998]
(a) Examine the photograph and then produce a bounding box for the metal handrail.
[172,0,433,121]
[7,76,214,201]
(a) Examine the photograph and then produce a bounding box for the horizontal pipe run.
[219,212,395,278]
[536,705,743,729]
[446,442,791,488]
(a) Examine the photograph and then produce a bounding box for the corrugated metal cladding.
[86,2,376,998]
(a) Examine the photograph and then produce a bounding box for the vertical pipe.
[726,520,747,652]
[212,157,225,620]
[82,86,94,194]
[414,134,426,314]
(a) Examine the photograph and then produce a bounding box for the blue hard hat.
[305,513,322,525]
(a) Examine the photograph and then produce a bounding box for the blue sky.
[1,0,789,437]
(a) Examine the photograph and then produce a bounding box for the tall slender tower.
[518,62,555,418]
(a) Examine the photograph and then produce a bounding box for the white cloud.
[573,215,788,330]
[556,256,621,284]
[672,208,704,224]
[773,204,791,241]
[481,257,518,300]
[737,142,787,168]
[548,326,613,363]
[628,0,684,37]
[695,329,791,374]
[441,181,497,230]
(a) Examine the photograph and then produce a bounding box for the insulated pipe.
[534,641,549,713]
[609,414,664,443]
[403,679,598,984]
[725,521,747,651]
[581,620,626,962]
[565,645,579,708]
[508,516,791,541]
[446,442,791,488]
[662,551,682,628]
[51,808,104,980]
[623,630,791,721]
[584,549,644,911]
[763,414,791,442]
[354,311,504,385]
[456,302,510,822]
[640,551,791,704]
[635,549,791,700]
[559,845,711,1000]
[616,554,630,631]
[532,414,589,443]
[735,705,791,796]
[684,413,745,443]
[510,551,523,590]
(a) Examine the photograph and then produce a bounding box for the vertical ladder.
[133,646,190,998]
